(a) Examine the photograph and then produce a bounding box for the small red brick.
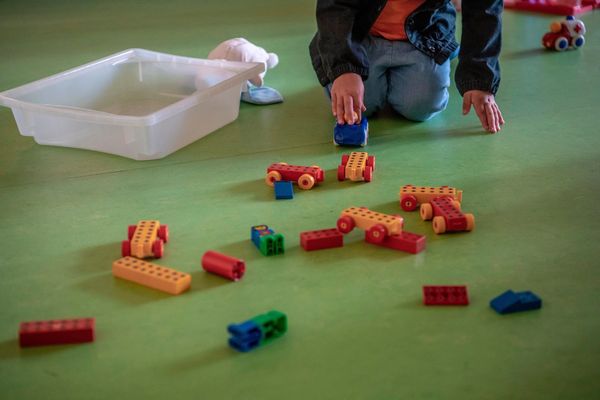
[300,228,344,251]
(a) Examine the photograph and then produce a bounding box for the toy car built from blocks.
[122,220,169,258]
[337,152,375,182]
[337,207,403,243]
[333,116,369,146]
[265,163,324,190]
[399,184,463,212]
[420,196,475,234]
[542,16,586,51]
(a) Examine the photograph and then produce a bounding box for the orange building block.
[337,152,375,182]
[337,207,403,243]
[399,184,463,212]
[122,220,168,259]
[112,257,191,295]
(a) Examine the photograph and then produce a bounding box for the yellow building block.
[399,185,463,211]
[338,207,403,239]
[130,220,160,258]
[112,257,191,295]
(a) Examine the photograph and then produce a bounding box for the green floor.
[1,1,599,399]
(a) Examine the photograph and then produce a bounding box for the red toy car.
[542,16,586,51]
[265,163,324,190]
[420,196,474,234]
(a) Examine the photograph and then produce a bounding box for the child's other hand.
[331,73,366,124]
[462,90,505,133]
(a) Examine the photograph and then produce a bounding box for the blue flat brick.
[490,290,542,314]
[274,181,294,199]
[228,320,262,353]
[228,336,261,352]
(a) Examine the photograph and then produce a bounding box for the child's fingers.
[495,104,505,125]
[485,102,497,133]
[344,96,355,124]
[474,102,488,131]
[335,96,346,124]
[462,93,472,115]
[331,92,338,117]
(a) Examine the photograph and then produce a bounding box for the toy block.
[337,207,403,243]
[420,196,475,234]
[228,310,287,352]
[364,231,426,254]
[333,116,369,146]
[19,318,95,347]
[338,152,375,182]
[300,228,344,251]
[266,163,324,190]
[122,220,168,259]
[504,0,598,15]
[274,180,294,199]
[490,290,542,314]
[250,310,287,345]
[399,184,462,211]
[251,225,284,256]
[201,250,245,281]
[112,257,191,295]
[423,286,469,306]
[227,320,262,352]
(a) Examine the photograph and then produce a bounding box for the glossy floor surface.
[1,2,599,399]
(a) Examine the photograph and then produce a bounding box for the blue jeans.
[327,36,451,122]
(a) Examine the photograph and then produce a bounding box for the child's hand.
[331,73,366,125]
[462,90,505,133]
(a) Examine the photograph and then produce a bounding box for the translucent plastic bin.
[0,48,264,160]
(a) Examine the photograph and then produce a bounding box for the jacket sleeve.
[455,0,503,96]
[310,0,370,86]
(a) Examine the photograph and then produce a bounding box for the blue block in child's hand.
[334,117,368,146]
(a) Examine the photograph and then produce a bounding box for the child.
[309,0,505,133]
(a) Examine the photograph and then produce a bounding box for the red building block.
[19,318,95,347]
[420,196,475,234]
[300,228,344,251]
[201,250,245,281]
[504,0,598,16]
[423,286,469,306]
[364,231,426,254]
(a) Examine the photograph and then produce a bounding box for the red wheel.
[121,240,131,257]
[363,166,373,182]
[337,216,355,234]
[152,239,164,258]
[337,165,346,181]
[366,155,375,169]
[128,225,137,240]
[158,225,169,243]
[341,154,349,166]
[400,195,418,211]
[367,224,388,243]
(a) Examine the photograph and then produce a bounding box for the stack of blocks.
[228,310,287,352]
[251,225,284,256]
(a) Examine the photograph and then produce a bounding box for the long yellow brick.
[112,257,191,295]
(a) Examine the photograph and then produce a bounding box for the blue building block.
[250,225,285,256]
[490,290,542,314]
[274,181,294,200]
[334,117,368,146]
[227,320,262,352]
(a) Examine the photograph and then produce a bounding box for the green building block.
[251,310,287,345]
[259,233,285,256]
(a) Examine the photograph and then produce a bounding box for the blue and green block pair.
[228,310,287,352]
[251,225,284,256]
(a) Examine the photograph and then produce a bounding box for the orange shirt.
[370,0,426,41]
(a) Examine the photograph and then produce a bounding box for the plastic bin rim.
[0,48,265,127]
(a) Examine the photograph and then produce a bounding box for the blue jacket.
[309,0,502,96]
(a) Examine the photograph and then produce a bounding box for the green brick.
[259,233,285,256]
[250,310,287,345]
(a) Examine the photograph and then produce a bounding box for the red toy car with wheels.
[122,220,169,258]
[542,16,586,51]
[420,197,474,234]
[399,184,462,212]
[337,152,375,182]
[265,163,324,190]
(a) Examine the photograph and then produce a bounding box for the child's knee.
[390,91,449,122]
